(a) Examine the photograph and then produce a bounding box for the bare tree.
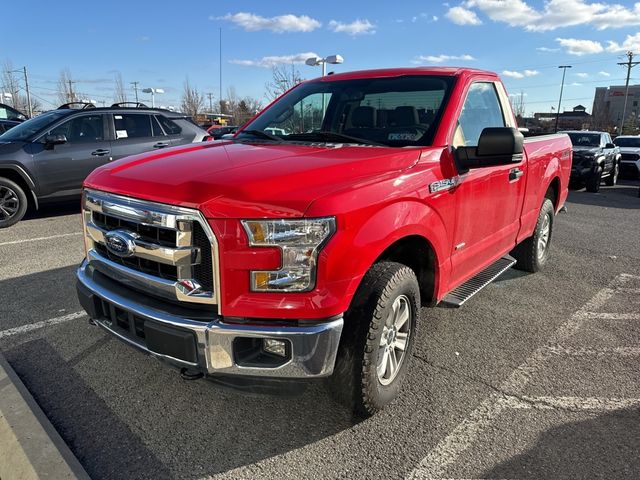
[265,64,303,101]
[180,78,205,118]
[1,61,22,109]
[57,68,77,104]
[113,72,127,104]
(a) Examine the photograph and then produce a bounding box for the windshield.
[566,132,601,147]
[614,137,640,148]
[240,75,455,147]
[0,110,69,142]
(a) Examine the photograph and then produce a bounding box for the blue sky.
[3,0,640,115]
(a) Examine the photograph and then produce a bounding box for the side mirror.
[44,134,67,148]
[605,143,615,149]
[454,127,524,174]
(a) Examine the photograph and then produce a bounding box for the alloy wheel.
[537,213,551,260]
[0,186,19,221]
[377,294,411,386]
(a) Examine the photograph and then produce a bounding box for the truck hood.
[572,146,601,155]
[618,147,640,154]
[84,141,422,218]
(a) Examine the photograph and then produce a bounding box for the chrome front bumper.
[76,260,343,378]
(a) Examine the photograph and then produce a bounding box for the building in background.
[522,105,591,134]
[592,85,640,133]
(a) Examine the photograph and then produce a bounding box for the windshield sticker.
[388,132,421,141]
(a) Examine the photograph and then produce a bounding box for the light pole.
[305,55,344,117]
[142,88,164,108]
[555,65,572,133]
[0,92,12,105]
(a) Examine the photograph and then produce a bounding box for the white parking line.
[407,277,628,480]
[505,396,640,411]
[0,311,86,339]
[0,232,82,247]
[544,346,640,357]
[581,312,640,321]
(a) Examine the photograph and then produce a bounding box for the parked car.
[613,135,640,178]
[0,102,209,227]
[76,67,571,416]
[0,119,20,134]
[207,125,238,139]
[0,103,28,122]
[562,130,620,192]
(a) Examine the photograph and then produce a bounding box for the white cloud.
[502,69,540,79]
[230,52,319,68]
[599,71,611,76]
[606,32,640,52]
[536,46,560,52]
[218,12,321,33]
[556,37,604,55]
[413,54,475,63]
[569,82,583,86]
[576,72,589,78]
[328,19,376,35]
[446,6,482,25]
[451,0,640,31]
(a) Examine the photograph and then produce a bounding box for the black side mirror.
[44,134,67,149]
[605,143,615,149]
[454,127,524,174]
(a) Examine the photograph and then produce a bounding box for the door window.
[49,115,104,142]
[454,83,505,147]
[155,115,182,135]
[113,114,153,139]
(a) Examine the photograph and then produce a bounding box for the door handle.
[91,149,110,156]
[153,142,169,149]
[509,167,524,182]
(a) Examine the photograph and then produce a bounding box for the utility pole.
[617,51,639,134]
[22,66,32,117]
[219,28,223,108]
[207,92,214,125]
[130,81,139,103]
[67,79,77,103]
[555,65,572,133]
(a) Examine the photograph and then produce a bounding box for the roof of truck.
[313,67,498,82]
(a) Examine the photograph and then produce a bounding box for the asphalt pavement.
[1,181,639,480]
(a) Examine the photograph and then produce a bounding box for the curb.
[0,353,90,480]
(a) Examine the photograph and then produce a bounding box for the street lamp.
[142,88,165,108]
[0,92,12,105]
[305,54,344,77]
[555,65,572,133]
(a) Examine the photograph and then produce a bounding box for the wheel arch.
[0,164,38,210]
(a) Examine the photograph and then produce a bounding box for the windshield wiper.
[286,131,385,147]
[237,129,282,142]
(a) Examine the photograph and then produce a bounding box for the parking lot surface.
[1,182,639,480]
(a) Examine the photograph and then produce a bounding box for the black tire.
[328,261,420,417]
[585,166,602,193]
[604,162,618,187]
[512,198,554,273]
[0,177,28,228]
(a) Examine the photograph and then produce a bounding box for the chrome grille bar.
[82,189,219,307]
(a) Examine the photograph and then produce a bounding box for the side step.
[441,255,516,308]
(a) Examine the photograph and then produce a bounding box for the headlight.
[241,217,336,292]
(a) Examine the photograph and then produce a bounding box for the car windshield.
[239,75,455,147]
[614,137,640,148]
[0,110,69,142]
[566,132,601,147]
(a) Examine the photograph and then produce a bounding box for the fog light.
[263,338,287,357]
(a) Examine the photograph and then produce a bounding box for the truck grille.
[621,153,639,162]
[82,189,219,306]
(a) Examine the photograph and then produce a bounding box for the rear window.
[156,115,182,135]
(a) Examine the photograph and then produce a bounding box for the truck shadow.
[482,408,640,479]
[24,198,81,221]
[567,179,640,210]
[1,265,359,479]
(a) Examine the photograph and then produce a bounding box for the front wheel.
[512,198,555,273]
[585,166,602,193]
[0,177,28,228]
[328,261,420,417]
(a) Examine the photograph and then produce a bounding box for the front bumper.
[76,260,343,378]
[570,163,595,182]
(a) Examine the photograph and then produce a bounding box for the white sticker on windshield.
[116,130,128,139]
[388,132,420,141]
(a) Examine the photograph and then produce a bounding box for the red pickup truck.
[76,67,571,416]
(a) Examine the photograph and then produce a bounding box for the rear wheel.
[512,198,554,273]
[329,261,419,417]
[0,177,28,228]
[604,162,618,186]
[585,166,602,193]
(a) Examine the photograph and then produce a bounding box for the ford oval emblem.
[104,229,136,257]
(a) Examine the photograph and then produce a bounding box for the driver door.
[33,113,111,197]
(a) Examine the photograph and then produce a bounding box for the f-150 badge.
[429,177,459,194]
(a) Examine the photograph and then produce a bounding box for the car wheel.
[512,198,555,273]
[604,162,618,186]
[585,166,602,193]
[328,261,419,417]
[0,177,28,228]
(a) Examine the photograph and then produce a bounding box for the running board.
[441,255,516,308]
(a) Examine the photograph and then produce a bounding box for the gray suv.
[0,103,209,227]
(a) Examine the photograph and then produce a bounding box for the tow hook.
[180,368,204,381]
